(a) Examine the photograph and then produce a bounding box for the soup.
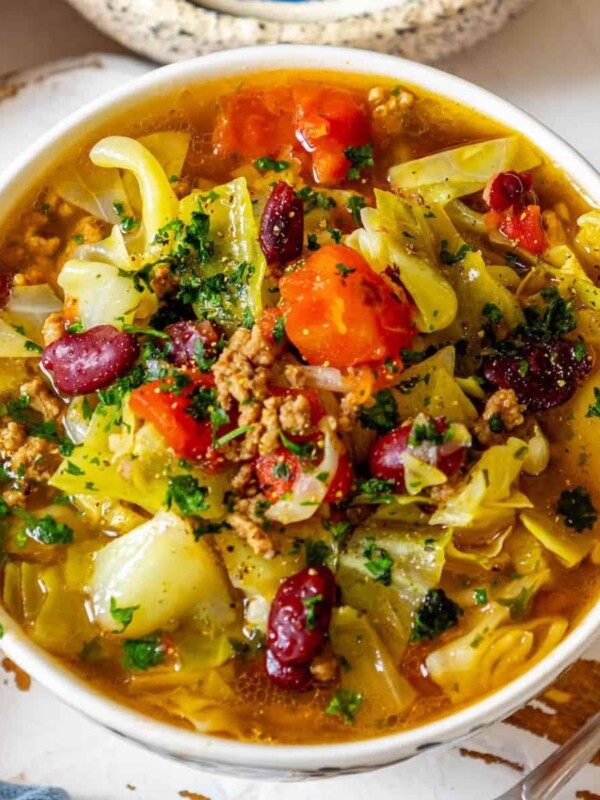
[1,70,600,745]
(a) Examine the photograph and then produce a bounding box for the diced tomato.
[324,451,354,503]
[279,244,415,368]
[269,386,324,428]
[129,380,213,461]
[213,87,296,160]
[255,445,353,506]
[499,204,548,256]
[294,85,371,185]
[259,306,285,346]
[255,447,299,504]
[213,83,372,187]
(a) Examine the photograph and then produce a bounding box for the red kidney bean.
[165,320,220,368]
[265,649,312,692]
[483,340,592,411]
[368,416,467,492]
[0,264,14,308]
[259,181,304,264]
[267,565,337,667]
[483,171,534,212]
[41,324,139,395]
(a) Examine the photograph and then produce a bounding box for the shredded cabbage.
[0,316,42,358]
[430,437,532,531]
[389,136,541,205]
[520,509,594,568]
[3,284,62,344]
[57,258,157,330]
[337,519,450,660]
[91,511,235,638]
[122,131,190,214]
[50,402,231,519]
[330,606,416,723]
[52,159,130,225]
[346,190,457,332]
[266,416,342,525]
[392,347,477,425]
[90,136,179,251]
[74,224,132,272]
[178,178,267,330]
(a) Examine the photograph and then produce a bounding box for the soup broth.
[1,70,600,744]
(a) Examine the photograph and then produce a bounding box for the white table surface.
[1,1,600,798]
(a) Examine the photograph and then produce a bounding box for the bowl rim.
[2,43,600,774]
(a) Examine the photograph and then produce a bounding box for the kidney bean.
[42,324,139,395]
[164,320,220,368]
[483,340,592,411]
[369,417,466,492]
[259,181,304,264]
[0,264,14,308]
[265,649,312,692]
[267,565,336,668]
[483,171,534,212]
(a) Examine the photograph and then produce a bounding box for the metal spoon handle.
[496,707,600,799]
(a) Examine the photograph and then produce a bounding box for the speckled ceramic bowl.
[1,45,600,781]
[65,0,535,65]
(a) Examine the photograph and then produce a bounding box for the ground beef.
[226,510,277,559]
[150,263,179,298]
[310,643,339,684]
[41,311,65,346]
[473,388,526,446]
[368,85,415,143]
[20,377,61,421]
[10,437,60,484]
[0,421,27,459]
[214,325,276,409]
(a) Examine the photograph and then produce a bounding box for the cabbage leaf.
[178,178,267,330]
[389,136,541,205]
[91,510,236,638]
[430,437,532,531]
[346,189,457,333]
[337,517,450,660]
[50,402,231,519]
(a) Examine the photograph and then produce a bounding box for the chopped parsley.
[305,538,331,567]
[411,589,463,642]
[303,594,324,631]
[24,340,43,354]
[335,262,355,278]
[363,537,393,586]
[113,201,140,234]
[307,233,320,251]
[272,461,292,480]
[482,303,503,325]
[401,347,429,365]
[487,413,505,434]
[325,688,363,724]
[295,186,337,213]
[0,623,4,638]
[65,460,85,476]
[473,588,488,606]
[409,419,450,446]
[440,242,473,265]
[72,233,85,245]
[557,486,598,532]
[521,286,577,341]
[110,597,140,634]
[356,477,395,503]
[13,508,74,546]
[586,387,600,418]
[280,432,316,458]
[347,195,366,226]
[358,388,398,433]
[165,475,209,516]
[272,315,286,345]
[213,424,253,449]
[344,144,374,181]
[122,635,165,671]
[328,227,343,244]
[254,156,291,173]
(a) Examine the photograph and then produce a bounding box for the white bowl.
[1,45,600,780]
